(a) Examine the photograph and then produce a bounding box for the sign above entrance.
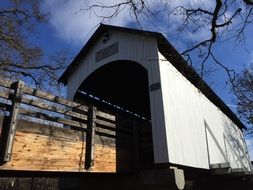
[95,43,119,62]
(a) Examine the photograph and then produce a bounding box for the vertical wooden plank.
[0,80,24,162]
[85,105,96,169]
[132,120,140,171]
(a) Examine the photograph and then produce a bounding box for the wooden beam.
[22,86,88,112]
[96,110,115,122]
[85,105,97,169]
[19,108,87,130]
[0,78,13,88]
[0,80,24,162]
[230,168,248,177]
[210,162,230,169]
[21,96,88,121]
[96,118,115,128]
[211,162,231,175]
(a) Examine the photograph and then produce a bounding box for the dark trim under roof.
[58,24,246,130]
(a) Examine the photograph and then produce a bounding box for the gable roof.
[58,24,246,130]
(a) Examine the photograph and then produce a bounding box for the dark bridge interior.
[73,60,154,172]
[75,60,151,119]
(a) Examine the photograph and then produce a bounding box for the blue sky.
[3,0,253,159]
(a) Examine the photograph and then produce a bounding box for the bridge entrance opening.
[74,60,150,119]
[74,60,154,171]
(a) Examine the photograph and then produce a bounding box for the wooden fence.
[0,79,153,172]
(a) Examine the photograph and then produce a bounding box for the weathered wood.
[95,123,132,136]
[0,78,151,173]
[0,80,116,129]
[0,115,149,173]
[0,117,84,141]
[96,124,116,132]
[21,96,88,121]
[96,118,115,128]
[95,131,116,139]
[19,108,87,130]
[0,78,13,88]
[85,105,97,169]
[22,86,89,112]
[94,129,116,147]
[0,90,11,100]
[96,110,115,121]
[0,81,23,162]
[0,116,117,173]
[0,130,116,172]
[96,126,116,136]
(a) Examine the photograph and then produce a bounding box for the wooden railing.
[0,79,117,169]
[0,78,154,172]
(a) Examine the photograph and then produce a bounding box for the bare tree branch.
[243,0,253,6]
[0,0,68,91]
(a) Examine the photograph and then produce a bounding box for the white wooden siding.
[158,52,251,170]
[65,28,251,170]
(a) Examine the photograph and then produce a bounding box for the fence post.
[0,80,24,162]
[85,105,96,169]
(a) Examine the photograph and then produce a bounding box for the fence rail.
[0,78,153,171]
[0,79,117,167]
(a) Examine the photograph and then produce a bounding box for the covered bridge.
[59,24,252,172]
[0,24,252,190]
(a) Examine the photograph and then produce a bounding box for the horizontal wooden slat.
[0,91,11,100]
[19,108,87,129]
[95,127,115,137]
[21,96,88,121]
[96,118,116,128]
[22,86,88,112]
[95,131,116,139]
[0,80,89,114]
[0,78,13,88]
[96,125,132,137]
[96,110,115,121]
